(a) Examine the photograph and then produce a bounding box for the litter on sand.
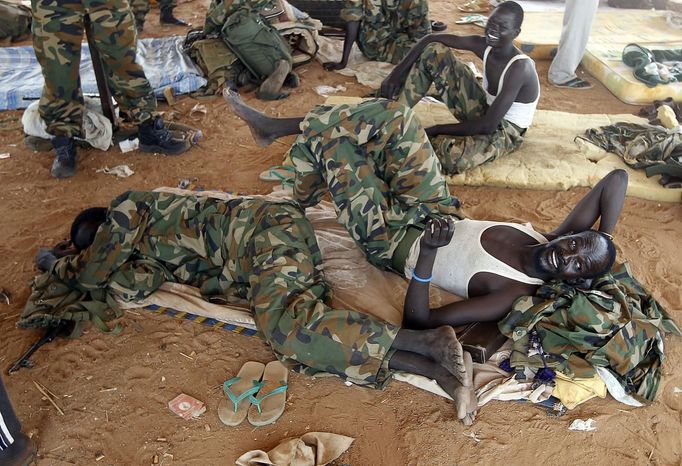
[96,165,135,178]
[168,393,206,420]
[314,85,347,96]
[568,418,596,431]
[0,152,10,159]
[119,138,139,153]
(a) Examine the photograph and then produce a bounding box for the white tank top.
[404,219,547,298]
[482,46,540,129]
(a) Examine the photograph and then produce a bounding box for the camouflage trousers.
[355,0,431,64]
[398,43,526,174]
[31,0,157,138]
[288,99,463,270]
[130,0,176,25]
[21,192,399,387]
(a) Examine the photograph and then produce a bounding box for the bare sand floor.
[1,1,681,464]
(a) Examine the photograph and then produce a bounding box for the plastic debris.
[568,418,596,431]
[96,165,135,178]
[314,85,347,96]
[674,387,682,394]
[189,104,207,120]
[0,153,10,159]
[119,138,139,153]
[168,393,206,420]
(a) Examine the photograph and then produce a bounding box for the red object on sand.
[168,393,206,420]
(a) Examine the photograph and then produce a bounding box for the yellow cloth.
[236,432,354,466]
[553,372,607,410]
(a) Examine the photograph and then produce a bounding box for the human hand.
[323,61,347,71]
[35,248,58,271]
[52,240,78,258]
[378,73,402,100]
[420,217,455,250]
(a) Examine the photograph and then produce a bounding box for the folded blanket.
[0,36,207,111]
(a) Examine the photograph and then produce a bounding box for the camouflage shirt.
[499,263,681,402]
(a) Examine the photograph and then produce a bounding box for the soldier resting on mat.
[378,1,540,174]
[29,192,478,425]
[223,91,625,332]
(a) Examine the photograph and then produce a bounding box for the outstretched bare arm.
[549,169,628,238]
[379,34,486,99]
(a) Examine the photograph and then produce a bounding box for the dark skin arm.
[380,34,536,136]
[547,169,628,239]
[323,20,360,71]
[379,34,486,99]
[403,170,628,329]
[403,219,535,328]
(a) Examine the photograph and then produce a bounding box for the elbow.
[480,122,499,135]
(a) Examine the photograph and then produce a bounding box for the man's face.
[534,231,611,281]
[485,10,520,48]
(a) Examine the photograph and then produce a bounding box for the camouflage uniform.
[397,43,526,174]
[341,0,431,64]
[31,0,157,138]
[498,263,682,402]
[130,0,176,26]
[288,99,463,270]
[203,0,273,36]
[20,192,399,387]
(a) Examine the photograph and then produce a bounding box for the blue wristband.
[411,273,432,283]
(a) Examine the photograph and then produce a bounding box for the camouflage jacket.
[203,0,274,35]
[580,122,682,170]
[499,263,681,401]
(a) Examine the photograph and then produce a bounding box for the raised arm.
[379,34,486,99]
[549,169,628,238]
[403,218,536,329]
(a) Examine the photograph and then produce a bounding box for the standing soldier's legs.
[158,0,189,27]
[31,0,85,177]
[85,0,190,155]
[129,0,150,32]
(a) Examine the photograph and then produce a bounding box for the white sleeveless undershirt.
[404,219,548,298]
[482,46,540,129]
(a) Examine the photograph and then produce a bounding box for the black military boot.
[51,136,77,178]
[0,432,36,466]
[135,18,145,33]
[160,7,189,26]
[138,116,191,156]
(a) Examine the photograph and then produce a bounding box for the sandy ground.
[1,1,681,465]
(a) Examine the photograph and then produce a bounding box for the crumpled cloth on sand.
[314,35,395,89]
[236,432,354,466]
[21,97,113,151]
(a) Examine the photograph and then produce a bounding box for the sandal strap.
[223,378,264,412]
[248,381,288,414]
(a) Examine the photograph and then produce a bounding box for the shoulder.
[509,56,538,81]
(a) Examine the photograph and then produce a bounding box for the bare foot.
[222,88,276,147]
[427,326,468,387]
[433,355,477,425]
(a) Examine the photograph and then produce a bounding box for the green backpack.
[221,8,292,82]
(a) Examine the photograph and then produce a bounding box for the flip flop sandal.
[259,165,296,187]
[247,360,289,427]
[458,0,492,13]
[431,20,447,32]
[218,361,266,426]
[551,77,593,90]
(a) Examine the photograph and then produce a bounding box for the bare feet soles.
[222,88,276,148]
[429,326,468,387]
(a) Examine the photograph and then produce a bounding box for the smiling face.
[533,231,613,281]
[485,9,521,48]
